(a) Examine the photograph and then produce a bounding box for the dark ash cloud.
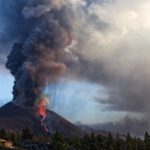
[3,0,77,106]
[1,0,150,135]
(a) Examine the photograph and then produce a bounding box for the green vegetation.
[0,128,150,150]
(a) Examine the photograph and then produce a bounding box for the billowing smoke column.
[6,0,76,107]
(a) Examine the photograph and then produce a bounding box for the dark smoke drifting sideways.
[6,0,76,107]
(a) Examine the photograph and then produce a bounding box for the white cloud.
[76,0,150,77]
[71,0,150,113]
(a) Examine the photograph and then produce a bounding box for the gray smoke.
[71,0,150,135]
[1,0,150,135]
[70,0,150,114]
[4,0,76,106]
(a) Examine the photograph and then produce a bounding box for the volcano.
[0,102,84,137]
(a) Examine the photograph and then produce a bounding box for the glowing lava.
[37,97,49,132]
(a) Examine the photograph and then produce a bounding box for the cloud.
[1,0,150,134]
[69,0,150,115]
[1,0,150,112]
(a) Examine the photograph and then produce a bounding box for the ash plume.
[2,0,150,136]
[5,0,76,106]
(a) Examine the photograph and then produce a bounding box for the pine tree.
[0,129,7,139]
[126,132,133,150]
[21,127,33,140]
[51,131,67,150]
[81,134,90,149]
[10,131,17,142]
[115,133,125,150]
[137,138,146,150]
[106,133,114,150]
[97,134,104,149]
[144,131,150,150]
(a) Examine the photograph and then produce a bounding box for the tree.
[125,132,133,150]
[106,133,115,150]
[10,131,17,142]
[144,131,150,150]
[0,129,7,139]
[115,133,125,150]
[16,132,21,142]
[97,134,104,149]
[137,138,146,150]
[51,131,67,150]
[21,127,33,140]
[81,134,90,149]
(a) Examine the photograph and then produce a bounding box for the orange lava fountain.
[37,97,49,132]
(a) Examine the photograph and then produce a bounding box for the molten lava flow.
[37,97,49,132]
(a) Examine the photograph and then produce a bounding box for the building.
[0,139,13,148]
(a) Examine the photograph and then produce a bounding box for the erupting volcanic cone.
[0,102,84,137]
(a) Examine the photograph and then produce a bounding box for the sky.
[1,0,150,136]
[0,70,14,106]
